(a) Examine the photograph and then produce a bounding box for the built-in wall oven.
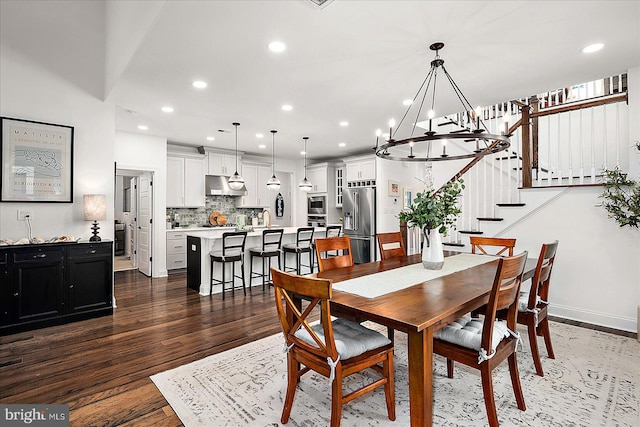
[307,195,327,215]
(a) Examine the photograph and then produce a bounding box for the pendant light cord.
[271,130,277,176]
[233,122,240,172]
[303,137,308,179]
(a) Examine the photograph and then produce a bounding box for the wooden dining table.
[314,252,537,427]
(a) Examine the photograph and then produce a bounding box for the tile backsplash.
[166,196,261,227]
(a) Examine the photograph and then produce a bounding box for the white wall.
[0,43,115,243]
[114,131,168,277]
[502,187,639,332]
[376,157,424,233]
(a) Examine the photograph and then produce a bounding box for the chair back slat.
[296,227,315,249]
[481,251,528,355]
[377,231,406,260]
[528,240,559,307]
[222,231,248,256]
[325,225,342,238]
[470,236,516,257]
[315,236,354,272]
[271,268,337,360]
[262,228,284,252]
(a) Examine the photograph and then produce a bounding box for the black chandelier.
[375,42,510,162]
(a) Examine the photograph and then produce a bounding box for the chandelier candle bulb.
[388,119,395,141]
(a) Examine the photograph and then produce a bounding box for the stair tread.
[443,242,465,247]
[496,203,526,207]
[458,230,483,235]
[477,217,504,221]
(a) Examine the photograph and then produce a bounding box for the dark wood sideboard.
[0,240,113,335]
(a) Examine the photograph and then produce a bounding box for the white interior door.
[129,177,137,267]
[137,172,153,276]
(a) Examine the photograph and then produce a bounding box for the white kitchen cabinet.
[208,152,237,176]
[236,163,271,207]
[166,155,205,207]
[345,157,376,182]
[306,163,328,193]
[166,230,187,270]
[335,166,344,207]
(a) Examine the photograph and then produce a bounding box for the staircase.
[405,74,629,254]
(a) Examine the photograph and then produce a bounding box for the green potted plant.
[599,142,640,228]
[398,179,464,269]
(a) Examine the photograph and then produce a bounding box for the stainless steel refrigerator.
[342,187,376,264]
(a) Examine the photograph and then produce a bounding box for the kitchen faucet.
[262,209,271,229]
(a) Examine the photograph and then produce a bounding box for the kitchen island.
[186,227,327,295]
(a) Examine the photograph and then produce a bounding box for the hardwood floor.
[0,270,283,426]
[2,270,635,426]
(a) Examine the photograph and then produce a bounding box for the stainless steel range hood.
[205,175,247,196]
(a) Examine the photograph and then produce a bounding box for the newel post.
[521,103,533,188]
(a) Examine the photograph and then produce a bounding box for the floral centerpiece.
[398,179,464,269]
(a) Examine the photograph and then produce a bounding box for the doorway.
[115,168,154,276]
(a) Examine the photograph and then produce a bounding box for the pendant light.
[299,136,313,192]
[266,129,281,191]
[228,122,245,190]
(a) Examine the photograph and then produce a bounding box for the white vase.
[422,226,444,270]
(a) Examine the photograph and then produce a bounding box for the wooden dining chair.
[271,268,395,427]
[433,251,528,427]
[517,240,559,377]
[315,236,353,273]
[377,231,406,260]
[470,236,516,257]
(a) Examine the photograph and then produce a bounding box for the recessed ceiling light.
[256,133,264,138]
[268,41,286,53]
[300,151,306,155]
[259,144,266,149]
[161,106,174,113]
[403,99,413,106]
[281,104,293,111]
[138,125,148,131]
[338,142,346,147]
[582,43,604,54]
[206,136,215,141]
[192,80,207,89]
[339,121,349,127]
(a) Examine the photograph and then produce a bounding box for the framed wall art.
[388,179,400,197]
[1,117,74,202]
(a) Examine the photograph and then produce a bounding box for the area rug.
[151,322,639,426]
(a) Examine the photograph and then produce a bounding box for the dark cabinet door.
[0,250,10,325]
[66,242,113,313]
[12,247,65,323]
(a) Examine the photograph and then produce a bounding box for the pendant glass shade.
[267,175,281,191]
[267,129,281,191]
[299,177,312,192]
[229,122,244,190]
[228,171,245,190]
[299,136,313,192]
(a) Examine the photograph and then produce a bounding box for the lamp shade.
[83,194,107,221]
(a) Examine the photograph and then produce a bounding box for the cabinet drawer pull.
[174,245,183,248]
[89,250,97,254]
[33,253,47,259]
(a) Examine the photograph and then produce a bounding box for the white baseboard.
[550,303,637,333]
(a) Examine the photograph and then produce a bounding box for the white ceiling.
[2,1,639,162]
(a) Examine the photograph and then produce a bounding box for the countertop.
[185,226,327,240]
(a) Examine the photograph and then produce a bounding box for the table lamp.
[83,194,106,242]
